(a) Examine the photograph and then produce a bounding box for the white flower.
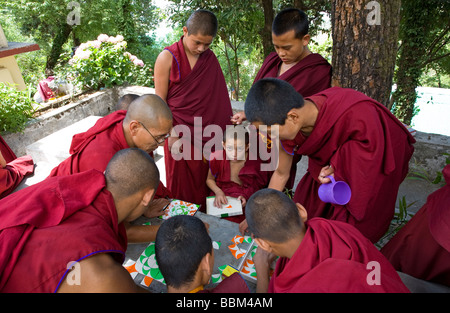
[74,50,92,60]
[97,34,109,42]
[86,40,101,49]
[133,59,144,67]
[107,35,124,44]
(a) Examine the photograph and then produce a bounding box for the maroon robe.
[48,110,171,199]
[0,170,127,293]
[0,135,34,199]
[282,87,415,243]
[208,149,269,223]
[163,37,232,208]
[268,218,410,293]
[254,52,332,190]
[381,164,450,286]
[254,52,332,97]
[199,273,250,293]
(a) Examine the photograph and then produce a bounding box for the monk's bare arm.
[268,145,293,191]
[57,253,149,293]
[154,50,172,102]
[124,221,160,244]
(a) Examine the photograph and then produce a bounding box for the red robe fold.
[208,150,269,223]
[282,87,415,243]
[0,135,34,199]
[0,170,127,293]
[254,52,332,98]
[163,37,232,207]
[254,52,332,190]
[48,110,171,199]
[381,164,450,286]
[268,218,409,293]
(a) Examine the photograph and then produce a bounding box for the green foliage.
[0,83,37,133]
[64,34,153,90]
[392,0,450,124]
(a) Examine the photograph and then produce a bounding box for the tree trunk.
[45,23,73,76]
[259,0,274,58]
[331,0,401,106]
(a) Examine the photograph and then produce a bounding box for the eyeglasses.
[138,121,170,144]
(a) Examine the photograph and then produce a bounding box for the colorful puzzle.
[134,242,165,285]
[125,239,223,288]
[161,199,200,220]
[228,234,252,259]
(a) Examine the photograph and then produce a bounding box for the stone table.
[124,211,257,293]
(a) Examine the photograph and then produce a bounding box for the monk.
[206,125,269,223]
[115,93,139,111]
[241,78,415,243]
[154,9,233,208]
[155,215,250,293]
[0,148,159,293]
[381,164,450,287]
[48,94,173,242]
[231,8,332,191]
[247,189,409,293]
[0,135,34,199]
[231,8,331,125]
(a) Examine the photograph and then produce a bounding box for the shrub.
[67,34,153,91]
[0,82,36,133]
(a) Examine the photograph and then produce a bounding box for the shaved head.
[125,94,172,127]
[105,148,160,199]
[186,9,218,37]
[246,188,303,243]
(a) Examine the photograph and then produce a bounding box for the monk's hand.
[253,247,276,273]
[143,198,171,218]
[253,247,276,293]
[318,165,334,184]
[214,191,228,208]
[230,111,246,125]
[237,195,246,208]
[239,219,249,235]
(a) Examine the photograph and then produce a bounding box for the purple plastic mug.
[318,175,351,205]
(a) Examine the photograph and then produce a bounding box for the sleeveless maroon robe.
[0,170,127,293]
[254,52,332,191]
[381,164,450,286]
[281,87,415,243]
[268,218,409,293]
[163,37,232,208]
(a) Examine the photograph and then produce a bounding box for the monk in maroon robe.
[155,215,250,293]
[206,126,269,223]
[247,189,409,293]
[231,9,332,191]
[381,164,450,287]
[242,79,415,243]
[0,135,34,199]
[154,10,232,208]
[48,95,173,242]
[0,148,159,293]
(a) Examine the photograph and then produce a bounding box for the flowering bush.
[67,34,153,90]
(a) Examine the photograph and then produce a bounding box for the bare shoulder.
[155,49,173,68]
[57,253,146,293]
